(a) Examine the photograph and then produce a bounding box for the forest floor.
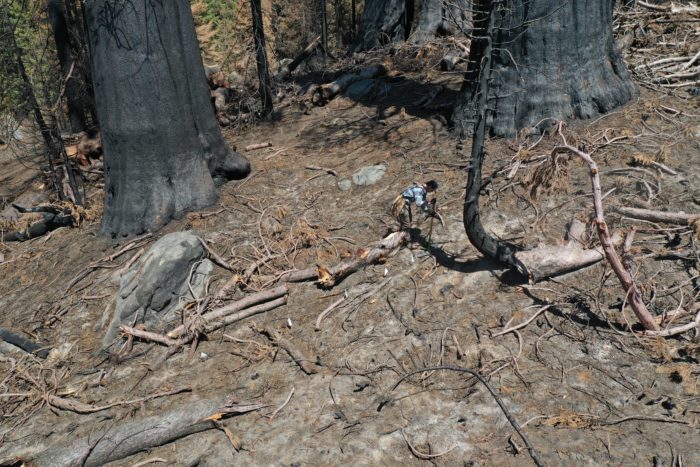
[1,40,700,466]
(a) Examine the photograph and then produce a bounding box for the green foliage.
[195,0,238,28]
[0,0,64,125]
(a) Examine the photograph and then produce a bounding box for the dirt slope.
[1,49,700,466]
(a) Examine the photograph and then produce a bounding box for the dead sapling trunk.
[462,0,522,269]
[251,0,273,117]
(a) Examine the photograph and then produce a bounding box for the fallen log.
[312,64,387,105]
[259,231,408,287]
[167,284,289,339]
[1,204,74,242]
[614,206,700,225]
[514,219,622,283]
[29,396,263,467]
[275,35,322,80]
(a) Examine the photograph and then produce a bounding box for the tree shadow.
[402,226,528,286]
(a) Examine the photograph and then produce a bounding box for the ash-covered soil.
[1,48,700,467]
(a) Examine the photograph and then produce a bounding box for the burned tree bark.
[251,0,273,117]
[462,0,520,268]
[452,0,638,138]
[410,0,470,43]
[353,0,414,51]
[85,0,250,237]
[48,0,86,133]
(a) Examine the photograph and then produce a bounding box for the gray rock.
[352,165,386,186]
[102,231,212,347]
[337,178,352,191]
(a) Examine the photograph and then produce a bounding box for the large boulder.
[102,231,213,348]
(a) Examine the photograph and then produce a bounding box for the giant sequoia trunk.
[453,0,638,138]
[410,0,470,43]
[353,0,414,51]
[85,0,250,238]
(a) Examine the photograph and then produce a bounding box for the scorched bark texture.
[85,0,250,237]
[453,0,638,137]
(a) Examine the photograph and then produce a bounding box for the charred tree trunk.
[410,0,470,43]
[353,0,414,51]
[251,0,273,117]
[321,0,329,61]
[463,0,520,268]
[48,0,86,133]
[351,0,357,36]
[453,0,637,138]
[85,0,250,238]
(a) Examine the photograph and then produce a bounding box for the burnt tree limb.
[462,0,521,269]
[1,205,74,242]
[29,396,262,467]
[275,35,322,80]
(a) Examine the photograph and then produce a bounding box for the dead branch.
[198,295,288,335]
[45,387,191,414]
[245,142,272,151]
[196,236,233,270]
[615,207,700,225]
[258,231,408,287]
[275,35,322,81]
[168,285,289,339]
[258,326,320,375]
[29,396,263,467]
[392,366,545,467]
[552,124,659,331]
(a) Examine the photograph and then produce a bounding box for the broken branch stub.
[515,219,623,283]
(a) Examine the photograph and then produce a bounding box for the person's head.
[425,180,438,193]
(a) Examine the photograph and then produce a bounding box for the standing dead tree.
[251,0,273,117]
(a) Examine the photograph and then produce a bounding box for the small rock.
[352,165,386,186]
[337,178,352,191]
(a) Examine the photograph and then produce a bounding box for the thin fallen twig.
[245,142,272,151]
[392,365,545,467]
[400,428,457,459]
[258,326,320,375]
[315,292,347,330]
[197,236,233,270]
[492,306,551,337]
[268,387,295,421]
